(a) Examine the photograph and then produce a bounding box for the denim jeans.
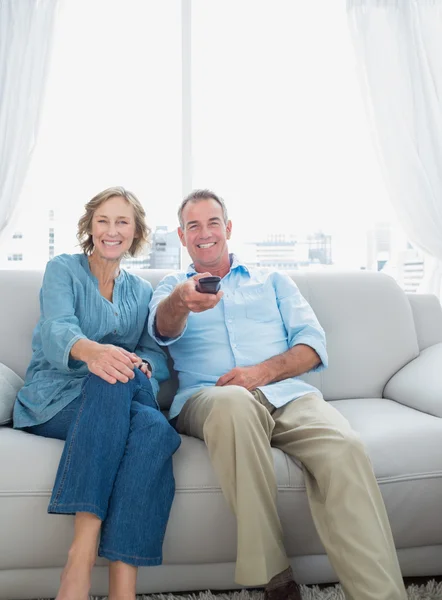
[26,369,181,566]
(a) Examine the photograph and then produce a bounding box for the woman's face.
[90,195,137,261]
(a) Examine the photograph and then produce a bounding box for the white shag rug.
[39,580,442,600]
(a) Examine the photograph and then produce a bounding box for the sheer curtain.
[2,0,182,268]
[347,0,442,297]
[0,0,58,242]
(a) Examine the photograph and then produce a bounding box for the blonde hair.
[77,187,151,256]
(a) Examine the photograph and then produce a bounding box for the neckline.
[186,253,249,278]
[80,253,124,286]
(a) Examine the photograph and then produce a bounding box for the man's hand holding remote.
[154,273,223,338]
[177,273,223,313]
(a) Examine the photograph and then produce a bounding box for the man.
[148,190,407,600]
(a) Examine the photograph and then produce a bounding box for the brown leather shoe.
[264,579,302,600]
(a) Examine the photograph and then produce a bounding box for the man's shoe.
[264,579,302,600]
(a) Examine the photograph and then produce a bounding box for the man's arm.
[216,344,320,389]
[155,285,191,338]
[217,271,327,390]
[154,272,223,338]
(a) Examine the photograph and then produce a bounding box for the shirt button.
[228,319,233,323]
[113,330,117,334]
[114,312,118,316]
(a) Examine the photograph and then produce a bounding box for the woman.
[13,187,181,600]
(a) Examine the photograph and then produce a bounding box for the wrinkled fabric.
[14,253,168,428]
[149,254,327,420]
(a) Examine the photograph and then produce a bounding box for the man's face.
[178,198,232,271]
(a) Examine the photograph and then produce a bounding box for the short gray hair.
[178,189,228,228]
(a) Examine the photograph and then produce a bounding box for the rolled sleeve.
[148,274,188,346]
[292,334,328,372]
[274,272,328,372]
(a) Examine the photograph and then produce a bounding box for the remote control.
[196,276,221,294]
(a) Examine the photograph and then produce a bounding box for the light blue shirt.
[14,253,169,428]
[148,254,328,420]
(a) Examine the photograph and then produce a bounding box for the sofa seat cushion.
[329,398,442,549]
[330,398,442,479]
[1,397,441,569]
[0,428,320,568]
[0,428,319,568]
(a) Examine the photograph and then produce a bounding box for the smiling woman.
[75,186,150,301]
[12,185,181,599]
[77,186,150,260]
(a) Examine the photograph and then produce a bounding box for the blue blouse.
[13,253,169,428]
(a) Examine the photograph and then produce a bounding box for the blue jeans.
[26,369,181,566]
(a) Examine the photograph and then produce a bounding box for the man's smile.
[197,243,216,249]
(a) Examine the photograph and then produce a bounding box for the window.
[191,0,400,272]
[2,0,181,268]
[2,1,420,289]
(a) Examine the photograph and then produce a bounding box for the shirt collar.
[186,253,250,278]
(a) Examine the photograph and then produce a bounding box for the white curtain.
[0,0,58,241]
[347,0,442,297]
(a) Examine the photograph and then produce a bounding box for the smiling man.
[148,189,407,600]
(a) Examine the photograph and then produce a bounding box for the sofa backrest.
[0,268,422,402]
[291,270,419,399]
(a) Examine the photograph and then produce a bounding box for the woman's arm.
[39,257,88,372]
[40,257,137,383]
[71,338,138,384]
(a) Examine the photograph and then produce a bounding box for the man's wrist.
[174,283,189,313]
[257,362,273,387]
[156,287,189,338]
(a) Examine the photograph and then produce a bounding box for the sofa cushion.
[1,397,441,570]
[330,398,442,549]
[295,271,420,400]
[0,270,42,379]
[383,343,442,417]
[0,363,23,425]
[0,428,317,568]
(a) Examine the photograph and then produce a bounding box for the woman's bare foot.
[55,548,95,600]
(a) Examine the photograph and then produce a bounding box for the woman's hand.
[131,357,152,379]
[71,339,138,384]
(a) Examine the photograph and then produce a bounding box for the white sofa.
[0,268,441,600]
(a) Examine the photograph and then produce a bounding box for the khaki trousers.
[176,385,406,600]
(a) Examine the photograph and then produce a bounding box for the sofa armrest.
[384,343,442,417]
[407,293,442,350]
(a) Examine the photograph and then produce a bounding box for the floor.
[315,575,442,589]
